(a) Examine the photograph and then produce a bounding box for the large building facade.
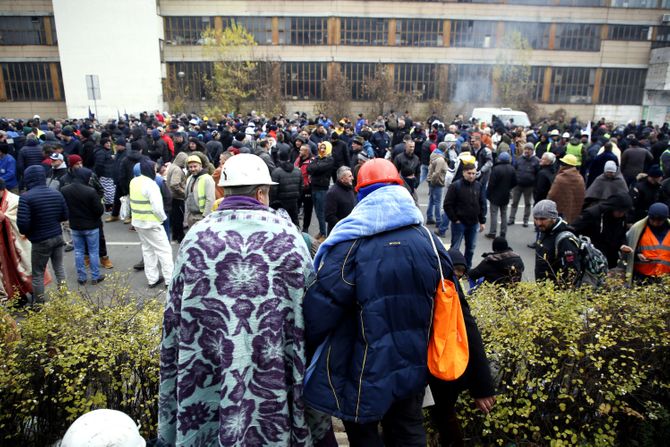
[1,0,669,122]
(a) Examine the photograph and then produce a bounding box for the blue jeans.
[450,222,479,269]
[419,164,429,186]
[72,228,100,281]
[427,185,444,223]
[437,212,450,235]
[312,189,327,236]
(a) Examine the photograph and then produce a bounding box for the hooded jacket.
[61,168,104,231]
[307,146,334,190]
[17,138,44,175]
[166,151,188,200]
[17,165,68,243]
[584,172,628,207]
[547,166,585,224]
[514,154,540,187]
[270,161,302,203]
[119,150,146,195]
[487,158,517,206]
[469,249,524,285]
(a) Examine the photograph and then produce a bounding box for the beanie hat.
[278,147,290,162]
[604,160,617,173]
[151,129,161,140]
[357,152,370,163]
[533,199,559,219]
[492,236,510,253]
[447,248,467,268]
[74,167,92,184]
[523,142,534,150]
[648,202,669,219]
[115,137,126,146]
[498,151,511,163]
[67,154,82,166]
[646,164,663,178]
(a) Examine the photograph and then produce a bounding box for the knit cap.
[533,199,559,219]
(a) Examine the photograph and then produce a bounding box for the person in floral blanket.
[158,153,335,446]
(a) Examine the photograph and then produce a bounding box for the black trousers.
[428,374,466,447]
[111,184,123,217]
[170,198,185,243]
[343,391,426,447]
[280,199,300,227]
[298,189,313,233]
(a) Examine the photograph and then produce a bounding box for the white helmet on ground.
[218,153,278,187]
[60,409,145,447]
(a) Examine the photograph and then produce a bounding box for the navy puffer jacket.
[17,165,68,243]
[303,225,446,423]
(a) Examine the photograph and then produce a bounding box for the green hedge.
[433,279,670,446]
[0,277,163,446]
[1,277,668,446]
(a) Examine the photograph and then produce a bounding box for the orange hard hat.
[355,158,404,192]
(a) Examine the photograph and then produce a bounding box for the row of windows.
[458,0,670,7]
[0,16,57,46]
[165,62,646,105]
[165,17,656,50]
[1,63,63,101]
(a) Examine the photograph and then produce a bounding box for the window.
[282,62,326,99]
[504,22,551,49]
[550,67,595,103]
[2,63,62,101]
[222,17,273,45]
[451,20,496,48]
[342,63,378,100]
[555,24,601,51]
[447,65,492,103]
[166,62,212,100]
[396,19,443,47]
[557,0,605,5]
[611,0,660,7]
[164,17,214,45]
[528,66,546,102]
[599,68,646,105]
[394,64,437,100]
[280,17,328,45]
[341,18,387,46]
[0,16,55,45]
[653,25,670,49]
[607,24,651,41]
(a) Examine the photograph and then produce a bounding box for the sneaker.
[106,215,119,223]
[527,242,537,249]
[433,230,446,238]
[100,256,114,269]
[123,217,132,224]
[507,220,515,226]
[133,260,144,271]
[148,277,165,289]
[91,275,106,285]
[523,222,529,228]
[64,243,74,252]
[485,233,496,239]
[426,219,436,225]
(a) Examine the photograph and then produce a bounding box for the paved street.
[56,181,539,297]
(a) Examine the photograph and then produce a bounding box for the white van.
[470,108,531,128]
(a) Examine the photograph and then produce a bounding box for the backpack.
[555,231,608,288]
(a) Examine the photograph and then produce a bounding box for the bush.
[0,276,163,446]
[436,279,670,446]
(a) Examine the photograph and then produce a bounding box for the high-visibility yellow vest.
[129,176,160,223]
[565,142,584,166]
[190,174,212,214]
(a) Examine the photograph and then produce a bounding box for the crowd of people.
[0,109,669,445]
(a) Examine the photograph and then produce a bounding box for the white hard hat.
[444,134,457,143]
[562,132,571,138]
[219,154,277,187]
[60,409,145,447]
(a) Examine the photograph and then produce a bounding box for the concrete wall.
[0,101,66,118]
[52,0,164,120]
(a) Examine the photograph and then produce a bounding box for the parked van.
[470,108,531,127]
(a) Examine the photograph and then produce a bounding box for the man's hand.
[620,245,633,254]
[479,223,485,233]
[474,396,496,414]
[637,253,649,262]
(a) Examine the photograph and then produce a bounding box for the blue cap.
[648,202,669,219]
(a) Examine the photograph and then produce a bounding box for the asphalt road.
[56,181,539,297]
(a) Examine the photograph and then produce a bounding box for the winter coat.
[17,139,43,175]
[487,160,517,206]
[629,175,662,223]
[325,181,356,234]
[514,154,540,187]
[571,193,633,268]
[112,148,127,184]
[393,152,421,184]
[0,154,18,189]
[81,138,96,169]
[587,151,618,187]
[17,165,68,243]
[93,147,115,178]
[295,155,313,189]
[444,178,487,225]
[166,152,188,200]
[535,219,582,285]
[428,150,448,187]
[584,173,628,207]
[270,162,302,203]
[307,155,334,190]
[331,140,351,181]
[469,250,524,285]
[547,166,585,224]
[62,138,82,157]
[534,164,555,203]
[61,181,104,231]
[370,130,391,158]
[620,145,653,181]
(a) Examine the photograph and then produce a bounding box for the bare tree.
[314,65,351,120]
[494,31,539,119]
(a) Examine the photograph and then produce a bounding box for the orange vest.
[634,226,670,277]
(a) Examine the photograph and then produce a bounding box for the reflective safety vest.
[565,143,583,166]
[129,176,161,223]
[190,173,212,214]
[634,225,670,277]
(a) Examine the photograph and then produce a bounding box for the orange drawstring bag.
[425,227,469,381]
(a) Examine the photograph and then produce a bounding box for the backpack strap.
[554,230,581,259]
[423,225,446,292]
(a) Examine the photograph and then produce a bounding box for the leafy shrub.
[0,275,163,446]
[436,279,670,446]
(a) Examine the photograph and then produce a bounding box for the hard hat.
[444,134,457,143]
[60,409,145,447]
[560,153,579,166]
[219,153,277,187]
[549,129,560,137]
[186,155,202,165]
[562,132,571,139]
[355,158,403,192]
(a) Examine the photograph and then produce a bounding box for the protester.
[426,142,448,225]
[307,141,334,240]
[469,237,525,285]
[17,165,68,304]
[0,144,18,193]
[622,202,670,284]
[165,151,187,243]
[547,154,585,224]
[486,151,516,239]
[159,153,334,446]
[509,143,539,227]
[583,160,628,207]
[270,147,303,226]
[184,155,215,227]
[295,143,314,232]
[324,165,356,235]
[620,137,653,185]
[629,165,663,223]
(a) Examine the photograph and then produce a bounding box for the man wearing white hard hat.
[159,153,334,446]
[183,154,215,228]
